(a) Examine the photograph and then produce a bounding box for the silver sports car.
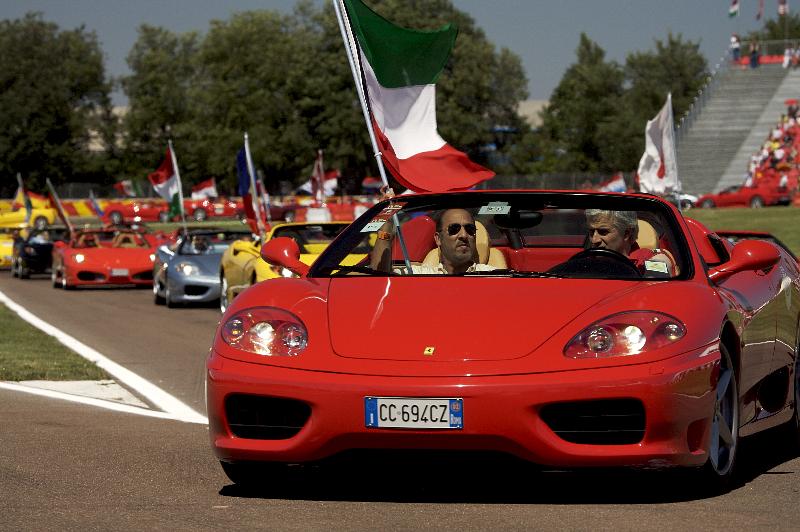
[153,228,251,307]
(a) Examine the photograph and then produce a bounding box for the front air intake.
[539,399,645,445]
[225,394,311,440]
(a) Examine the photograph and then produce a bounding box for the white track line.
[0,290,208,424]
[0,381,204,423]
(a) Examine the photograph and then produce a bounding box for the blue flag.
[236,148,251,196]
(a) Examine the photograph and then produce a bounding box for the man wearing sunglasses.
[370,208,496,275]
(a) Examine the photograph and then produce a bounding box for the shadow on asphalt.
[219,430,799,504]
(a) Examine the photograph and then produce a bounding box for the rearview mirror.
[261,237,310,277]
[708,239,781,283]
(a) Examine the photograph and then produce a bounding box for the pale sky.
[0,1,771,104]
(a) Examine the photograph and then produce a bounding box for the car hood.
[327,277,640,361]
[174,253,222,275]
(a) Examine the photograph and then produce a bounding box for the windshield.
[179,231,249,255]
[271,223,358,254]
[310,192,691,280]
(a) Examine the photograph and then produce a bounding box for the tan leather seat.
[422,220,508,268]
[113,234,137,248]
[636,219,678,275]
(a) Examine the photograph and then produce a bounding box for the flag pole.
[168,139,188,233]
[45,178,74,234]
[257,170,273,225]
[333,0,412,271]
[667,93,682,214]
[333,0,390,190]
[244,132,267,240]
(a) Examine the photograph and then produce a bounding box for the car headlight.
[177,262,198,276]
[149,253,155,262]
[221,307,308,357]
[564,311,685,359]
[74,253,85,264]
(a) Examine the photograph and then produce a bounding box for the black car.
[11,227,69,279]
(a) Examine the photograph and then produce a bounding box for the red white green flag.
[341,0,494,193]
[148,147,183,219]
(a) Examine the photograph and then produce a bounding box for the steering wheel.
[548,248,642,278]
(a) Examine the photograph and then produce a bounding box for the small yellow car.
[219,221,366,312]
[0,228,19,269]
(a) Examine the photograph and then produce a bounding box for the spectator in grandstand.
[784,46,794,69]
[750,40,760,69]
[730,34,741,63]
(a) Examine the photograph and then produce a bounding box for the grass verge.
[686,206,800,255]
[0,303,108,381]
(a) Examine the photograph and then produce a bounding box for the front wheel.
[153,278,165,305]
[701,199,715,208]
[51,268,61,288]
[193,208,207,222]
[158,211,170,223]
[749,196,764,208]
[108,211,123,225]
[33,216,48,230]
[164,277,176,308]
[700,343,740,491]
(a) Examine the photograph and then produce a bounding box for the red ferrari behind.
[101,200,169,224]
[207,191,800,492]
[51,228,156,289]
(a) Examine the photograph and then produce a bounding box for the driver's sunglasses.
[444,222,477,237]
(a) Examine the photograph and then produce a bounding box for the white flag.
[637,93,679,195]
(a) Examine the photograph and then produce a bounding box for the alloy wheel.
[708,345,739,478]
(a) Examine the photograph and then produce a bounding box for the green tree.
[0,13,112,192]
[121,25,199,181]
[536,33,624,173]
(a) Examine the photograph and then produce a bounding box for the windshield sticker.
[360,202,406,232]
[644,260,669,274]
[478,202,511,215]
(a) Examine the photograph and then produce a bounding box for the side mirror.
[261,237,310,277]
[708,239,781,283]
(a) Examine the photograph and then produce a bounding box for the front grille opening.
[184,284,208,296]
[77,271,105,281]
[225,394,311,440]
[539,399,645,445]
[133,271,153,281]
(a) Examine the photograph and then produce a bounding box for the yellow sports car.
[0,228,19,268]
[0,207,57,230]
[219,222,367,312]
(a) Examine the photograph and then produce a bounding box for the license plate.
[111,268,129,277]
[214,207,224,214]
[365,397,463,429]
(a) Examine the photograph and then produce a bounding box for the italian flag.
[729,0,739,17]
[148,147,183,219]
[341,0,494,193]
[191,177,218,200]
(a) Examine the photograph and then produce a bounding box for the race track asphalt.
[2,274,800,530]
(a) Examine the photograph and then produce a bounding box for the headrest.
[636,219,658,250]
[391,215,435,262]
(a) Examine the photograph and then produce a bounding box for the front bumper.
[64,266,153,286]
[169,274,221,303]
[207,345,720,469]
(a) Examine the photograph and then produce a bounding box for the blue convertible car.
[153,228,250,307]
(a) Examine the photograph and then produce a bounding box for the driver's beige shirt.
[393,262,497,275]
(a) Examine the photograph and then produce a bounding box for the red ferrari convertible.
[51,228,156,289]
[207,191,800,491]
[101,199,169,224]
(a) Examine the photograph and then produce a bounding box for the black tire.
[153,278,165,305]
[681,200,693,210]
[698,343,740,492]
[158,211,170,223]
[52,268,61,288]
[701,199,715,209]
[33,216,48,230]
[165,277,176,308]
[108,211,123,225]
[220,460,290,488]
[749,196,764,208]
[193,208,207,222]
[62,274,75,290]
[283,210,296,223]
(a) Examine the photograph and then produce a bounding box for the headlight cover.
[564,311,686,359]
[221,307,308,357]
[177,262,198,276]
[74,253,85,264]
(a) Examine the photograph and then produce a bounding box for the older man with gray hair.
[585,209,676,276]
